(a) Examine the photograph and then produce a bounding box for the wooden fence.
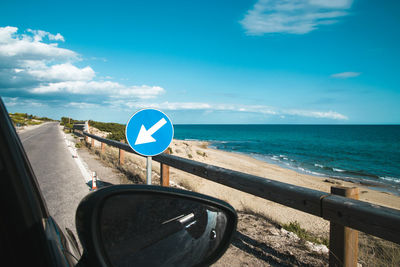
[77,128,400,266]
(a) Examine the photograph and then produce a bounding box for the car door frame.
[0,98,80,266]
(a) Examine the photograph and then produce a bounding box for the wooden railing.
[77,127,400,266]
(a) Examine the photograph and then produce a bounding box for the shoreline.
[168,139,400,235]
[88,126,400,236]
[178,138,400,196]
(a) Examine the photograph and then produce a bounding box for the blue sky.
[1,0,399,124]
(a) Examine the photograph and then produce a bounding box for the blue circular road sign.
[125,108,174,156]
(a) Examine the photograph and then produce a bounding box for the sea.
[174,125,400,195]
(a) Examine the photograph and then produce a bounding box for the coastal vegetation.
[60,117,80,129]
[59,117,126,142]
[283,221,329,247]
[9,112,55,126]
[88,120,126,142]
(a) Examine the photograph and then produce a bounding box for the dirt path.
[76,144,129,186]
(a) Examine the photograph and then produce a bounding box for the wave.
[271,155,280,161]
[312,164,381,180]
[379,176,400,184]
[200,142,398,188]
[341,170,380,179]
[332,168,345,172]
[247,153,400,192]
[297,167,325,177]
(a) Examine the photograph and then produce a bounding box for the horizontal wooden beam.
[82,130,400,245]
[154,153,325,216]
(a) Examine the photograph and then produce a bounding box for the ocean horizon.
[173,124,400,194]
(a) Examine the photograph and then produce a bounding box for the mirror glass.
[100,193,230,267]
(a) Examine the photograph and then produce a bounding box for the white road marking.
[62,131,97,185]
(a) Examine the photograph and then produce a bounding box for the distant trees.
[60,117,78,125]
[59,117,126,142]
[89,120,126,142]
[9,113,55,126]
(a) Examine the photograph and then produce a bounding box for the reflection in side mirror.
[101,194,229,267]
[76,185,237,267]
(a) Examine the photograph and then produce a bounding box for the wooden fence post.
[91,138,95,148]
[119,139,125,165]
[101,142,105,154]
[119,149,124,165]
[160,148,170,186]
[329,186,359,267]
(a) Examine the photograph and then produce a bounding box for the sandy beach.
[168,140,400,236]
[88,127,400,238]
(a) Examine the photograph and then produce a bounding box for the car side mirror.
[76,185,237,267]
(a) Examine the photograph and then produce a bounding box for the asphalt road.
[19,122,90,236]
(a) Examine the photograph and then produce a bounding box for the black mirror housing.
[76,185,237,267]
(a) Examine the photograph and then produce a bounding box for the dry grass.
[176,179,195,191]
[196,150,207,157]
[199,142,208,149]
[359,233,400,267]
[238,201,281,229]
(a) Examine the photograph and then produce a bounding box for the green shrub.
[283,221,329,246]
[27,121,42,125]
[9,112,55,126]
[12,117,26,126]
[13,112,28,118]
[89,120,126,142]
[196,150,206,157]
[107,131,126,142]
[61,117,79,125]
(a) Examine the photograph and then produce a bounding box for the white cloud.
[331,71,361,78]
[309,0,352,8]
[0,26,76,60]
[240,0,353,35]
[0,26,165,100]
[27,29,65,42]
[65,102,100,109]
[284,109,348,120]
[119,102,278,114]
[2,97,19,106]
[116,85,165,99]
[31,81,112,94]
[1,26,349,122]
[28,63,95,82]
[111,101,347,120]
[32,81,165,99]
[0,26,18,42]
[3,96,46,108]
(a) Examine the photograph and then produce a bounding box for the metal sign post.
[146,156,152,185]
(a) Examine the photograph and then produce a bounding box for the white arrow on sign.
[135,118,167,145]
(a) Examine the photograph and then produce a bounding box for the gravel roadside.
[65,132,130,187]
